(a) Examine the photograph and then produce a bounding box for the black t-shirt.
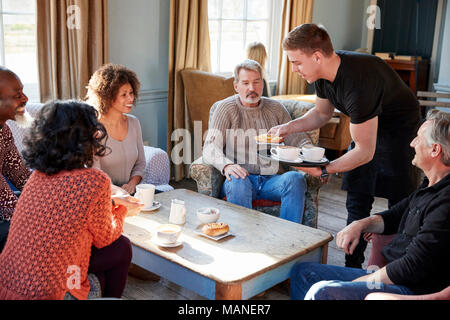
[315,51,420,132]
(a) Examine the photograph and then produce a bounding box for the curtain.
[168,0,211,182]
[277,0,314,95]
[36,0,108,102]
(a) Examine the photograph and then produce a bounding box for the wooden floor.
[122,175,388,300]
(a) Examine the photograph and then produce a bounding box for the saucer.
[256,141,285,146]
[141,201,162,212]
[153,238,183,248]
[194,230,234,241]
[270,154,304,164]
[300,156,328,164]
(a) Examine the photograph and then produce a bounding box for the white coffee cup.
[270,146,300,161]
[135,184,156,208]
[301,145,325,161]
[157,224,182,244]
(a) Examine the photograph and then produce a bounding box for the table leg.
[321,243,329,264]
[215,282,242,300]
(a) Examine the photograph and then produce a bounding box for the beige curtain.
[37,0,108,102]
[168,0,211,182]
[277,0,314,95]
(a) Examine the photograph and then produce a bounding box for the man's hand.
[336,221,364,255]
[268,122,291,138]
[121,183,137,195]
[113,196,145,217]
[223,164,249,181]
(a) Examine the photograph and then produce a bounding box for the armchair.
[365,234,450,300]
[7,103,173,192]
[190,98,322,228]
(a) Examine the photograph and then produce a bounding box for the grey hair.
[425,109,450,166]
[233,59,263,83]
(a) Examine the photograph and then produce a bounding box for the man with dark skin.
[0,67,31,252]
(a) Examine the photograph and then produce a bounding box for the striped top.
[203,95,311,175]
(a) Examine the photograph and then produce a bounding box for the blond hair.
[246,42,268,70]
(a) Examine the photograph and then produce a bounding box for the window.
[208,0,282,81]
[0,0,39,102]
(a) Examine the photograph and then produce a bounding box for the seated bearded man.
[202,59,311,224]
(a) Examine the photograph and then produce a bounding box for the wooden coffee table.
[123,189,332,300]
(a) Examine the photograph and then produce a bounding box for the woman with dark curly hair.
[0,100,144,300]
[86,63,146,195]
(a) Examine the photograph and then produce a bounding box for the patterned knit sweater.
[0,124,31,220]
[203,95,311,175]
[0,168,127,300]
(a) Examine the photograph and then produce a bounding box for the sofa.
[6,103,173,192]
[189,98,323,228]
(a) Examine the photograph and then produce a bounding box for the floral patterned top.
[0,124,31,221]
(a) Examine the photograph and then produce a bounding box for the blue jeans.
[221,171,306,223]
[290,262,415,300]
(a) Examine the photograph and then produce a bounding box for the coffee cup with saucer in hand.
[135,184,161,211]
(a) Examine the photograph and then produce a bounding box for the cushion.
[181,69,235,136]
[223,197,281,208]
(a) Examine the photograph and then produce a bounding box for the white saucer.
[300,156,328,164]
[256,141,285,146]
[194,230,234,241]
[270,154,304,164]
[141,201,162,212]
[153,238,183,248]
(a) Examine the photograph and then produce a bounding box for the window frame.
[208,0,283,82]
[0,0,39,102]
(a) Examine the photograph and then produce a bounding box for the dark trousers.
[0,220,10,253]
[344,192,404,268]
[88,235,132,298]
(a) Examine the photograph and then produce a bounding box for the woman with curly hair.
[86,64,146,195]
[0,100,144,300]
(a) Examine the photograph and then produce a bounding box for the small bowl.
[156,224,182,244]
[196,207,220,224]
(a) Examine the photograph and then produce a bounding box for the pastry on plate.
[255,133,284,144]
[202,222,229,237]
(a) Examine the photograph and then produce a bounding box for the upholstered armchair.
[189,99,323,228]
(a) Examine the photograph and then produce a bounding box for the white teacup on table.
[301,145,325,162]
[135,184,156,209]
[270,146,301,161]
[156,224,182,245]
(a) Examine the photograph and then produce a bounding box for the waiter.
[269,24,421,268]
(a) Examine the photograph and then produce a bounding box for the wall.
[313,0,368,51]
[435,0,450,93]
[305,0,368,93]
[108,0,170,150]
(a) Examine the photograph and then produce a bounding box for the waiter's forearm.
[326,146,374,174]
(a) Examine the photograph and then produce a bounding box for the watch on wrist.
[320,166,329,179]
